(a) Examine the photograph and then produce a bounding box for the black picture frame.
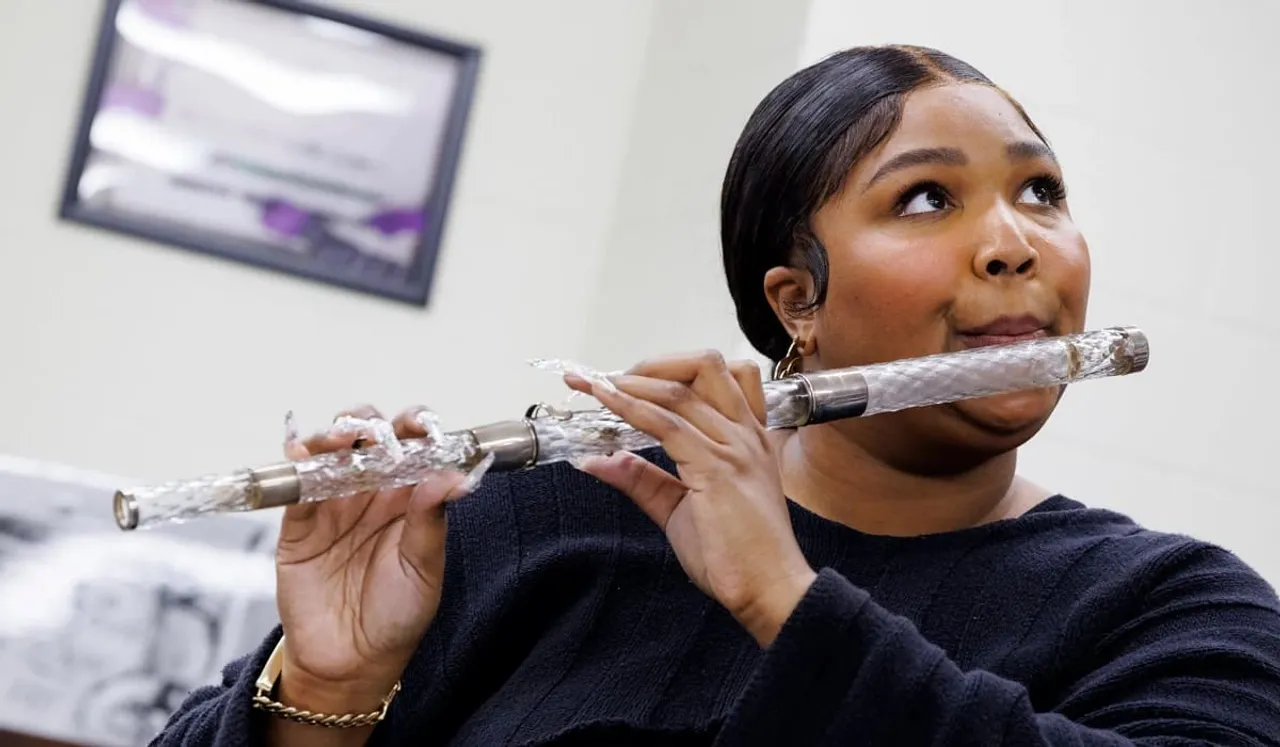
[59,0,482,306]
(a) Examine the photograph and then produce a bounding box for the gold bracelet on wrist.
[251,635,401,728]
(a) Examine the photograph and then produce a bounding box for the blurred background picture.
[0,457,279,747]
[59,0,480,305]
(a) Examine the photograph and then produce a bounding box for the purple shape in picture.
[260,200,312,238]
[100,85,165,118]
[366,208,426,236]
[133,0,195,28]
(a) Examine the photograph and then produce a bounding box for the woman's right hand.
[272,405,471,717]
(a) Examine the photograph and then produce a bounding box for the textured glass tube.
[532,411,659,465]
[117,471,257,529]
[858,326,1141,416]
[122,434,483,530]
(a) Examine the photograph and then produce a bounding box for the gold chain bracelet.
[251,636,401,728]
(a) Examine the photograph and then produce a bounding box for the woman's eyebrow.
[862,141,1057,193]
[864,147,967,191]
[1007,140,1057,164]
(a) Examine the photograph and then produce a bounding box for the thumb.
[398,471,468,590]
[579,452,687,530]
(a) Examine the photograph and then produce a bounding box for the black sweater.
[153,451,1280,746]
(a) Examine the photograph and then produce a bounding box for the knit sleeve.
[716,547,1280,746]
[148,626,281,747]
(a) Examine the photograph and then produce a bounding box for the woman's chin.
[950,389,1060,437]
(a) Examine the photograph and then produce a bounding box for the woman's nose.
[972,207,1039,280]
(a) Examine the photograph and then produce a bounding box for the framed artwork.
[59,0,482,305]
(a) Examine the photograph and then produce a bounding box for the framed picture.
[59,0,482,306]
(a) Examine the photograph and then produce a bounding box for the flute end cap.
[114,490,139,531]
[1119,326,1150,373]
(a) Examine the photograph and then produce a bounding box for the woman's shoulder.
[1032,495,1280,611]
[1032,494,1248,556]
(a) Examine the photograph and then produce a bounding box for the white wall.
[2,0,1274,584]
[582,0,813,370]
[0,0,657,482]
[802,0,1280,581]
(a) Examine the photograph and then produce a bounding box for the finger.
[570,365,742,447]
[728,360,767,426]
[564,373,594,396]
[336,405,386,450]
[391,406,433,440]
[301,405,386,455]
[399,471,469,592]
[337,404,383,422]
[578,452,686,530]
[301,427,365,456]
[627,351,755,424]
[284,439,310,461]
[591,382,721,464]
[609,375,737,444]
[336,404,383,449]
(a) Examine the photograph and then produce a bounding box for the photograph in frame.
[59,0,482,305]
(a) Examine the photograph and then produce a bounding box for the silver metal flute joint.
[469,419,539,470]
[249,463,302,510]
[794,370,870,426]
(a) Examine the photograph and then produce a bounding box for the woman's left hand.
[566,352,817,646]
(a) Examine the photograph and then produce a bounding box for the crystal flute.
[112,326,1149,531]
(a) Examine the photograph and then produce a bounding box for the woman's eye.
[1017,177,1067,207]
[899,186,950,216]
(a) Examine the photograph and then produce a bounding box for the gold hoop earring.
[772,338,804,380]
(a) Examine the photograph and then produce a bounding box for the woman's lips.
[955,328,1050,349]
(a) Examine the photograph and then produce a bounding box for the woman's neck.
[774,425,1049,537]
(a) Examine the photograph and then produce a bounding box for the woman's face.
[771,83,1091,460]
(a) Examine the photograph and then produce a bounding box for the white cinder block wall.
[802,0,1280,581]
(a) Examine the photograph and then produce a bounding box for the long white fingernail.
[528,358,619,394]
[415,408,445,444]
[283,411,299,447]
[330,416,405,463]
[329,415,365,436]
[369,419,404,463]
[459,452,496,495]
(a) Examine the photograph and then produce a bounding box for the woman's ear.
[763,266,817,345]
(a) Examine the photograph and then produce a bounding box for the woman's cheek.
[855,247,956,318]
[1041,231,1091,330]
[821,249,960,363]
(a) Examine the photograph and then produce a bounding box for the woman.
[154,46,1280,746]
